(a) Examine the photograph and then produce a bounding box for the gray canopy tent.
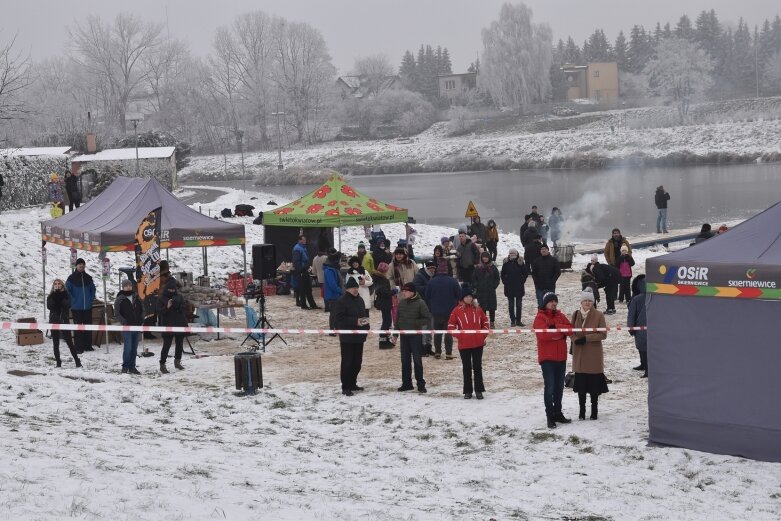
[645,202,781,462]
[40,177,247,347]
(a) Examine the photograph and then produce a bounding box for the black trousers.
[618,276,631,302]
[340,342,364,391]
[486,241,498,261]
[459,347,485,395]
[160,334,184,363]
[400,334,425,389]
[297,272,317,308]
[604,282,618,310]
[507,296,523,323]
[71,309,92,350]
[52,330,79,363]
[459,265,474,284]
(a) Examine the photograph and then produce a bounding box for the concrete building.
[561,62,619,107]
[438,72,478,102]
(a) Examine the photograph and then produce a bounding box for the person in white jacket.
[346,256,374,311]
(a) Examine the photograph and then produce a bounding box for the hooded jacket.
[533,308,573,364]
[448,301,489,350]
[65,270,96,311]
[501,256,528,297]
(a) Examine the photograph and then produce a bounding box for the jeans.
[160,334,184,363]
[433,315,453,355]
[340,341,364,391]
[657,208,668,233]
[122,331,140,369]
[507,296,523,324]
[400,334,425,389]
[540,360,566,417]
[535,288,554,309]
[460,347,484,395]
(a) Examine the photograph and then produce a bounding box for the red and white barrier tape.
[2,321,647,336]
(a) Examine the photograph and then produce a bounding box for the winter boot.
[56,359,62,368]
[547,416,556,429]
[75,359,82,368]
[174,359,185,370]
[160,362,169,374]
[578,392,587,420]
[554,411,571,424]
[590,396,599,420]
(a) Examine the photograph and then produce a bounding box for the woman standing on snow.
[47,279,81,368]
[471,251,500,328]
[570,290,609,420]
[448,286,489,399]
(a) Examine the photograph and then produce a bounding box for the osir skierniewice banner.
[135,207,162,302]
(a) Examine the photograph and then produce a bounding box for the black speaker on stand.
[245,244,286,350]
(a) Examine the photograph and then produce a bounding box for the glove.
[547,324,557,330]
[574,336,587,345]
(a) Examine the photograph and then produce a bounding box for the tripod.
[242,293,286,351]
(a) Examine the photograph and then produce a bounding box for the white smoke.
[558,191,610,245]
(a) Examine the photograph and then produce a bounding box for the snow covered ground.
[1,187,779,520]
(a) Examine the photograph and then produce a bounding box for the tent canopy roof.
[41,176,244,252]
[262,173,407,227]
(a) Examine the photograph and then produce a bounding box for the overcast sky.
[4,0,779,73]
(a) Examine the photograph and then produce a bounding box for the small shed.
[71,147,177,189]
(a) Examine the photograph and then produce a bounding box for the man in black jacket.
[588,256,620,314]
[655,185,670,233]
[115,279,143,374]
[331,277,370,396]
[531,245,561,308]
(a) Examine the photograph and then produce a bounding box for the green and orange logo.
[746,268,757,280]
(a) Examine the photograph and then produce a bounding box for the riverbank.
[180,116,781,184]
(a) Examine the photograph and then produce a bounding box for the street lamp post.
[272,106,285,170]
[127,113,144,176]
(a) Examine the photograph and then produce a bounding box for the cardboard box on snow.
[16,317,44,346]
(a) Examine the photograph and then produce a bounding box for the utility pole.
[128,113,144,176]
[272,105,285,170]
[755,44,760,99]
[237,129,246,192]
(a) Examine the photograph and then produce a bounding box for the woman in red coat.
[533,292,573,428]
[448,286,489,399]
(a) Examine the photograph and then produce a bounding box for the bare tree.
[206,27,242,138]
[69,13,163,131]
[480,2,553,112]
[644,38,713,123]
[0,33,31,121]
[142,38,189,120]
[763,51,781,96]
[353,54,394,97]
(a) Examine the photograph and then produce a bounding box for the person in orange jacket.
[533,292,573,429]
[448,285,489,400]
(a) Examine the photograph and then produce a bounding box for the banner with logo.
[646,259,781,300]
[135,207,162,301]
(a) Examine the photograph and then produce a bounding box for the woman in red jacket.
[533,292,573,428]
[448,286,489,400]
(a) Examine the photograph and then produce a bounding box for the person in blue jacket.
[292,235,318,309]
[323,251,344,335]
[65,258,96,353]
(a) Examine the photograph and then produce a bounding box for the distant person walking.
[655,185,670,234]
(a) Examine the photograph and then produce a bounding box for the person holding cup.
[331,277,371,396]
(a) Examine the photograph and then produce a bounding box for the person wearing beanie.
[570,289,609,420]
[396,281,432,393]
[617,245,635,304]
[425,258,461,359]
[47,278,81,368]
[356,242,375,273]
[501,248,529,327]
[531,244,561,309]
[604,228,632,267]
[532,292,574,428]
[432,245,453,276]
[448,284,489,399]
[373,240,392,267]
[521,219,539,248]
[157,276,187,373]
[346,256,374,312]
[472,251,500,328]
[65,257,97,353]
[371,262,395,349]
[331,275,370,396]
[323,251,344,325]
[114,278,143,374]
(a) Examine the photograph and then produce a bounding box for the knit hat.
[377,262,389,273]
[620,245,629,254]
[357,241,366,250]
[440,236,449,244]
[508,248,519,259]
[436,258,449,275]
[580,289,595,303]
[75,258,86,266]
[461,285,473,299]
[590,254,599,264]
[345,277,359,289]
[542,292,558,307]
[425,259,437,268]
[402,282,416,293]
[480,251,491,261]
[397,239,407,246]
[121,278,133,289]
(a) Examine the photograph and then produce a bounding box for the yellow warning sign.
[465,200,479,218]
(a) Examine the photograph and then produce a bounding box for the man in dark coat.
[455,231,481,283]
[627,275,648,377]
[65,258,97,352]
[331,277,370,396]
[531,245,560,308]
[500,248,529,326]
[413,260,437,355]
[158,277,188,373]
[115,279,143,374]
[425,261,461,359]
[396,282,432,393]
[292,235,318,309]
[524,236,543,274]
[588,255,620,314]
[655,185,670,233]
[469,216,487,244]
[65,171,82,212]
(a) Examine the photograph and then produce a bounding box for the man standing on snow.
[66,258,96,353]
[655,185,670,234]
[331,277,370,396]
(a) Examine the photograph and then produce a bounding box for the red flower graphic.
[367,202,382,212]
[341,185,357,197]
[327,200,338,207]
[325,209,340,216]
[345,208,362,216]
[339,200,348,206]
[313,185,332,199]
[306,204,324,214]
[274,207,294,215]
[386,204,402,211]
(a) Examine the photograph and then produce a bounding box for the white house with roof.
[71,147,177,189]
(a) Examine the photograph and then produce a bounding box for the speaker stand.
[242,293,286,351]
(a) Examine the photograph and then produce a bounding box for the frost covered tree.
[480,2,553,111]
[69,13,164,132]
[763,51,781,95]
[353,54,394,97]
[644,38,714,123]
[0,33,31,122]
